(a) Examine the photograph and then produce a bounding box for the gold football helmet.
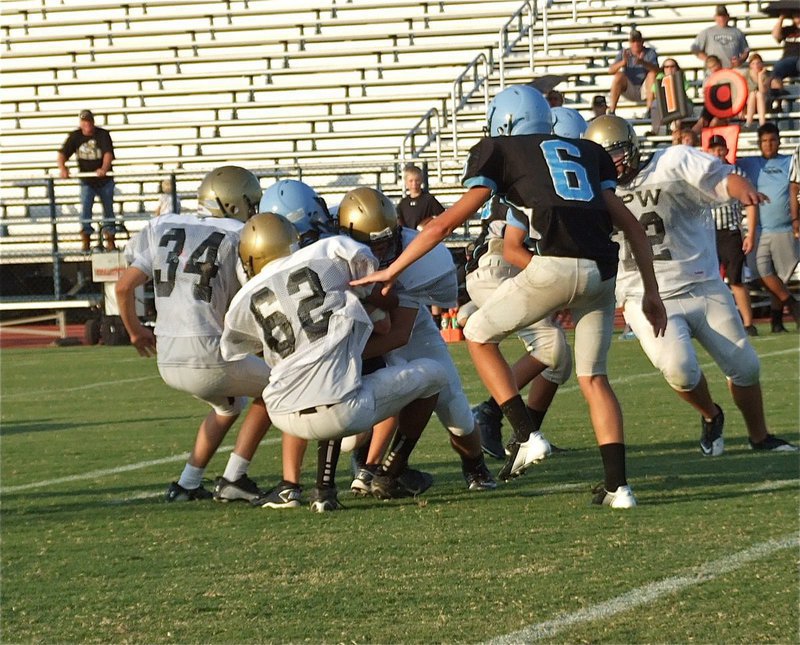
[197,165,262,221]
[338,187,397,243]
[584,115,641,184]
[238,212,299,278]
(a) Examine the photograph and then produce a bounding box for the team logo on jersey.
[620,189,661,208]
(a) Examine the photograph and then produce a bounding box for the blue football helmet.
[486,85,552,136]
[259,179,333,247]
[551,107,588,139]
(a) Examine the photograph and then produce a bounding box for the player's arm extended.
[603,189,667,337]
[115,266,157,357]
[351,186,491,295]
[726,173,769,207]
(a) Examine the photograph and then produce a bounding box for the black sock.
[485,397,502,416]
[599,443,627,492]
[315,439,341,489]
[381,432,420,477]
[771,308,783,327]
[500,395,537,443]
[352,440,370,471]
[526,406,547,433]
[460,453,484,473]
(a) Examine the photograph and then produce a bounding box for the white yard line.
[488,534,799,644]
[0,437,279,493]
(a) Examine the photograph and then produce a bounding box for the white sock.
[223,453,250,482]
[177,464,204,490]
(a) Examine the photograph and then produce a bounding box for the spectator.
[770,12,800,85]
[651,58,688,134]
[674,127,699,147]
[706,135,758,335]
[691,5,749,69]
[590,95,608,120]
[396,164,444,231]
[743,53,770,128]
[57,110,116,251]
[692,55,728,136]
[608,30,659,117]
[153,178,180,216]
[546,88,564,107]
[738,123,800,332]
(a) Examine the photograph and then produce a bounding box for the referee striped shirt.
[711,165,744,232]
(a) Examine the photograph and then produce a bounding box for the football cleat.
[350,466,377,496]
[591,483,637,509]
[213,475,263,503]
[463,460,498,491]
[371,468,434,499]
[473,402,506,460]
[699,405,725,457]
[497,432,551,481]
[251,481,302,509]
[164,481,213,502]
[748,434,799,452]
[309,486,345,512]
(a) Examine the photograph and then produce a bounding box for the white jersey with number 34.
[221,236,378,415]
[615,146,733,303]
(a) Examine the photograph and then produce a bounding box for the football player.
[468,106,588,459]
[352,85,667,509]
[220,212,449,509]
[115,165,274,502]
[586,115,798,456]
[336,187,497,494]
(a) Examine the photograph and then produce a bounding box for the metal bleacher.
[0,0,798,305]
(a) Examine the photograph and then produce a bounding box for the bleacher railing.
[450,52,492,159]
[400,107,444,181]
[498,0,535,89]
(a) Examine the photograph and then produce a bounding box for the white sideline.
[488,534,800,645]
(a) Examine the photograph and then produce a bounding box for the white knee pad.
[208,395,247,417]
[519,324,572,386]
[727,344,761,387]
[661,355,702,392]
[436,390,474,437]
[540,329,572,385]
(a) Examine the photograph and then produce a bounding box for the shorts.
[267,358,448,441]
[715,229,746,284]
[159,354,270,415]
[464,255,615,377]
[755,230,800,283]
[621,79,648,103]
[623,280,759,390]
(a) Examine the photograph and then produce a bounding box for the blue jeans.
[79,179,115,235]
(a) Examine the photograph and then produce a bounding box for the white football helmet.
[487,85,552,136]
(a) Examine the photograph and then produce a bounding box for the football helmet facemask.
[238,212,300,279]
[551,106,588,139]
[584,114,641,184]
[338,187,400,265]
[259,179,334,248]
[486,85,552,136]
[197,165,262,221]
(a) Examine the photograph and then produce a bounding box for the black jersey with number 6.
[462,134,620,278]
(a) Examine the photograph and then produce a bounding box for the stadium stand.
[0,0,797,309]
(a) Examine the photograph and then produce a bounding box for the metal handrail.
[498,0,534,89]
[400,106,443,180]
[450,51,491,159]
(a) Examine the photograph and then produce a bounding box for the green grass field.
[2,331,798,643]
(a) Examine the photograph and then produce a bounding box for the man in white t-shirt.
[586,115,798,456]
[116,166,273,502]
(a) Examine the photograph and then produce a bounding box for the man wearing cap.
[57,110,116,251]
[607,30,659,117]
[691,5,749,69]
[706,134,757,336]
[590,95,608,120]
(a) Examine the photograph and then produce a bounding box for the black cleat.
[463,459,497,491]
[748,434,799,452]
[700,404,725,457]
[213,475,262,503]
[371,468,433,499]
[251,481,302,509]
[744,324,758,337]
[309,486,345,512]
[473,402,505,460]
[165,481,213,502]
